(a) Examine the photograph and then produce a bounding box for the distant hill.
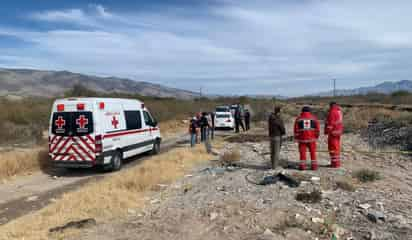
[0,68,198,99]
[314,80,412,96]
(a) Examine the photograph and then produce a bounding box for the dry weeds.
[343,107,411,133]
[0,121,187,182]
[158,120,188,138]
[0,147,49,181]
[0,144,214,240]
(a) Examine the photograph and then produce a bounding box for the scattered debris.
[183,184,193,194]
[210,212,218,221]
[26,196,39,202]
[296,190,322,203]
[367,210,385,223]
[366,230,377,240]
[245,172,300,187]
[150,199,160,205]
[358,203,372,210]
[311,217,324,224]
[310,176,321,182]
[127,209,137,215]
[49,218,96,233]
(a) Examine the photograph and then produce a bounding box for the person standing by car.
[244,109,251,131]
[196,112,202,143]
[268,106,286,169]
[189,117,198,147]
[210,112,215,139]
[200,112,209,142]
[234,106,245,133]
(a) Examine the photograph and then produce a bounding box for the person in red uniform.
[325,102,344,168]
[294,106,320,170]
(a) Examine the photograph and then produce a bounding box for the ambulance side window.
[143,111,155,127]
[125,111,142,130]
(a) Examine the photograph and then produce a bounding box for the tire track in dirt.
[0,133,190,226]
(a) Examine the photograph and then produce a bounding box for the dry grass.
[343,107,411,133]
[0,145,214,240]
[158,120,188,138]
[0,120,187,182]
[0,147,50,181]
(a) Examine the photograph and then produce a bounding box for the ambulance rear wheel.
[152,141,160,155]
[110,151,123,171]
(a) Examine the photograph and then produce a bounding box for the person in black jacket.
[209,112,215,140]
[189,117,198,147]
[200,112,209,142]
[234,107,245,133]
[268,106,286,169]
[244,109,251,131]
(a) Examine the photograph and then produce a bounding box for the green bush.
[354,169,382,183]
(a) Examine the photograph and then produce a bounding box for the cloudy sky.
[0,0,411,96]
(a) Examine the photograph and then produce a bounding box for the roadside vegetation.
[0,144,216,240]
[0,84,277,145]
[0,85,277,180]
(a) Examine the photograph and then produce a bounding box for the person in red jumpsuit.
[325,102,344,168]
[294,106,320,171]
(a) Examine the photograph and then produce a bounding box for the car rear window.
[216,107,229,112]
[51,112,94,136]
[216,114,231,119]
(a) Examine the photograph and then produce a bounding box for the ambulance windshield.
[51,112,94,136]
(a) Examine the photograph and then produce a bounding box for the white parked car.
[214,112,235,130]
[215,105,231,113]
[48,98,161,171]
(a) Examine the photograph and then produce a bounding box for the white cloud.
[2,1,412,96]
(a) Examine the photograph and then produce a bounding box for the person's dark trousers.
[270,136,282,169]
[235,120,240,133]
[190,133,197,147]
[245,119,250,131]
[201,127,207,142]
[210,126,214,140]
[239,120,246,131]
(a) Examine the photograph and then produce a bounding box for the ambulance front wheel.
[110,151,123,171]
[152,140,161,155]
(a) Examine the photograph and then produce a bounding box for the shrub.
[335,180,356,192]
[353,169,382,183]
[221,150,241,164]
[295,190,322,203]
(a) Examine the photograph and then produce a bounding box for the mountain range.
[314,80,412,96]
[0,68,198,99]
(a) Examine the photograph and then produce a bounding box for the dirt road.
[0,132,189,226]
[72,126,412,240]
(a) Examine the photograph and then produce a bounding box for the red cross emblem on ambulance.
[55,116,66,129]
[111,116,119,129]
[76,115,89,129]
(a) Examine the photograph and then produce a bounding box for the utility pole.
[199,87,203,98]
[333,78,336,97]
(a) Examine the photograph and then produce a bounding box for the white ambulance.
[48,98,161,171]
